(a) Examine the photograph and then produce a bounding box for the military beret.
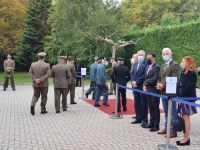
[38,52,46,56]
[117,57,124,61]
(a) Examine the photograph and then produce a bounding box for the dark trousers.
[117,88,126,111]
[76,75,81,87]
[86,81,96,99]
[133,91,148,122]
[67,84,75,104]
[147,95,160,126]
[4,75,15,89]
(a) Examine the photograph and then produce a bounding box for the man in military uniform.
[111,57,130,112]
[51,56,71,113]
[85,56,99,99]
[29,52,51,115]
[107,57,118,95]
[3,54,16,91]
[66,56,77,104]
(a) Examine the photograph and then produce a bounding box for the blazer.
[178,71,197,100]
[158,60,179,96]
[51,63,71,88]
[144,63,160,92]
[111,64,130,86]
[29,60,51,87]
[131,61,148,88]
[89,63,98,81]
[66,62,76,85]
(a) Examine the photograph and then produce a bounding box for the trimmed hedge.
[125,21,200,66]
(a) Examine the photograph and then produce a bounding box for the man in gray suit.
[3,54,16,91]
[66,56,77,104]
[29,52,51,115]
[51,56,71,113]
[156,48,179,138]
[143,53,160,132]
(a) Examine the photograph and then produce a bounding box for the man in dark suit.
[111,57,130,112]
[143,53,160,131]
[156,48,179,138]
[131,50,148,127]
[75,58,84,87]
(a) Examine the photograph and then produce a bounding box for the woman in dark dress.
[176,56,197,146]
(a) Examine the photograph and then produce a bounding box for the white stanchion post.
[158,98,177,150]
[110,83,123,119]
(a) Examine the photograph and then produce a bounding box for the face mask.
[147,59,152,65]
[162,55,170,62]
[180,62,185,70]
[131,58,135,64]
[105,61,108,66]
[138,56,144,62]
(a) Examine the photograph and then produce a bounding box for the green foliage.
[45,0,125,66]
[125,21,200,67]
[15,0,51,70]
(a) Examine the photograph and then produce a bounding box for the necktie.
[164,63,168,72]
[137,62,141,71]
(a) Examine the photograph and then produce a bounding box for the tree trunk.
[112,45,116,59]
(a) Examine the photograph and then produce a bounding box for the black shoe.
[56,111,60,113]
[85,93,88,98]
[141,121,148,128]
[41,111,48,114]
[94,104,101,107]
[63,109,67,111]
[143,123,154,128]
[3,89,6,91]
[71,102,77,104]
[103,104,110,107]
[31,106,35,115]
[176,139,190,146]
[150,126,159,132]
[12,88,16,91]
[123,107,127,111]
[131,120,142,124]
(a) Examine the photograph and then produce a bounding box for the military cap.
[117,57,124,61]
[38,52,46,56]
[58,56,67,59]
[94,56,100,61]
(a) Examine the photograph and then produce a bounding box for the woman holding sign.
[176,56,197,146]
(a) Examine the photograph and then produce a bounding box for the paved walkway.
[0,84,200,150]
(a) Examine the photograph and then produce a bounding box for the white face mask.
[180,62,185,70]
[131,58,135,64]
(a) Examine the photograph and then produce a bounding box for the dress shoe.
[56,111,60,113]
[85,93,88,98]
[41,111,48,114]
[143,123,154,128]
[103,104,110,107]
[150,126,160,132]
[123,107,127,111]
[165,133,177,138]
[12,88,16,91]
[71,102,77,104]
[176,139,190,146]
[157,129,167,134]
[3,89,6,91]
[63,109,67,111]
[131,120,142,124]
[94,104,101,107]
[141,121,148,128]
[31,106,35,115]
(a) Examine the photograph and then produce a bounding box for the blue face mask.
[162,55,170,62]
[138,56,144,62]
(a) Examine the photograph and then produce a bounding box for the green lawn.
[1,72,200,88]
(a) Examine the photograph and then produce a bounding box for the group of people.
[2,47,198,146]
[86,48,198,146]
[29,52,77,115]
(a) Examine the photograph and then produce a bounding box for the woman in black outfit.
[176,56,197,146]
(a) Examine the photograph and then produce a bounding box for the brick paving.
[0,84,200,150]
